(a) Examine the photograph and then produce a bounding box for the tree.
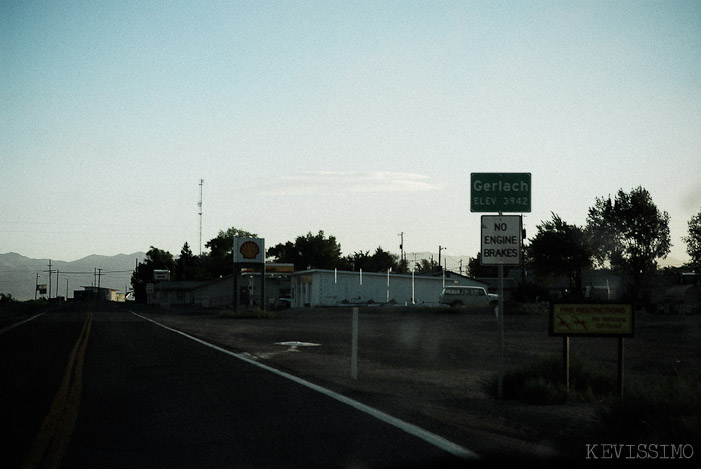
[366,247,400,272]
[266,240,297,266]
[174,242,202,281]
[683,207,701,275]
[0,293,15,303]
[527,213,592,298]
[466,252,498,278]
[131,246,176,303]
[416,257,438,273]
[204,227,257,277]
[395,256,410,274]
[267,231,343,270]
[344,250,371,271]
[586,186,671,299]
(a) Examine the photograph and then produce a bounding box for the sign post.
[472,172,530,400]
[550,303,634,396]
[233,237,266,312]
[480,214,522,399]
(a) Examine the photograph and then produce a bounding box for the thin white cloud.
[272,171,439,195]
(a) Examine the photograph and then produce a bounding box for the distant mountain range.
[0,252,146,301]
[3,250,684,302]
[0,250,474,301]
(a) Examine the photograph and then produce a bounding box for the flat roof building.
[290,269,488,308]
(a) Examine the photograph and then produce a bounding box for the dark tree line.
[131,185,699,303]
[267,231,409,273]
[131,229,412,302]
[130,227,257,302]
[466,186,678,302]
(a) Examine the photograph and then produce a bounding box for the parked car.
[274,295,292,310]
[439,286,498,310]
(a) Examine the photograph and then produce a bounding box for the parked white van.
[439,286,498,309]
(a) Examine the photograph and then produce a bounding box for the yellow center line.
[22,309,93,469]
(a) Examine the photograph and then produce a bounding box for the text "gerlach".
[473,180,530,192]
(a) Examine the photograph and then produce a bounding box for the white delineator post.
[351,307,359,379]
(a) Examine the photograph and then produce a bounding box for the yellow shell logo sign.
[239,241,260,260]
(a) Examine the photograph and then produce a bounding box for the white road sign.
[480,215,522,265]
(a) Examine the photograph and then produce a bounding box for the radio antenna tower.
[198,179,204,255]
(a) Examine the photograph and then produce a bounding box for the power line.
[40,269,134,275]
[47,270,94,275]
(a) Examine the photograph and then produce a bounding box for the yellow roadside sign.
[550,304,634,337]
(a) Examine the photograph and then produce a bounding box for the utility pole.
[398,232,404,263]
[97,268,103,301]
[46,260,55,299]
[438,246,447,271]
[35,274,39,300]
[56,270,59,301]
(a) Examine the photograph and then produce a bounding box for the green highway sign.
[470,172,531,213]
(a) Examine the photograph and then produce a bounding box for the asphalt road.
[0,303,477,468]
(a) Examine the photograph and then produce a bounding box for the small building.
[290,269,489,308]
[148,281,203,307]
[74,286,120,302]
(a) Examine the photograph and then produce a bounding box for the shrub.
[0,293,16,303]
[599,371,701,443]
[486,356,617,404]
[489,357,701,445]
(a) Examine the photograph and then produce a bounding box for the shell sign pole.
[233,237,265,311]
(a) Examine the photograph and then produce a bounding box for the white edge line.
[0,313,45,335]
[130,311,479,460]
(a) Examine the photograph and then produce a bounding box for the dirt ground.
[136,305,701,462]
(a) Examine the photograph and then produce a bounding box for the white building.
[291,269,489,308]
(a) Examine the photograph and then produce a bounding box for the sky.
[1,0,700,271]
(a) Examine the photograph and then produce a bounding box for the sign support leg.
[618,338,625,397]
[260,265,265,312]
[563,336,570,394]
[351,307,358,379]
[497,264,504,400]
[233,267,238,313]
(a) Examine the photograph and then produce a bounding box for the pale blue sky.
[2,1,700,268]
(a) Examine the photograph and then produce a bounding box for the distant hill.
[0,252,146,301]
